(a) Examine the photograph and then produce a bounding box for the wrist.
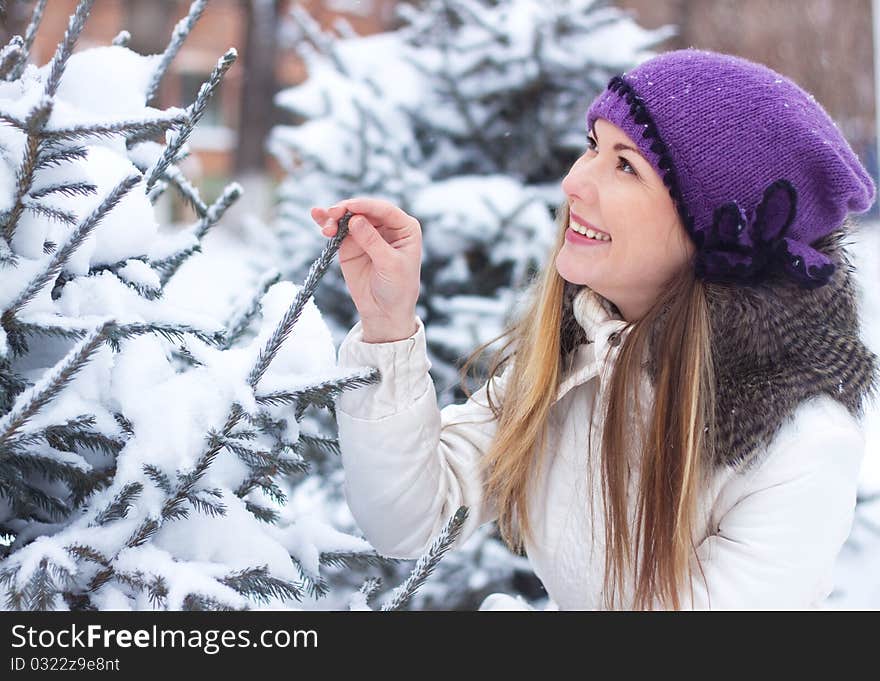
[361,316,418,343]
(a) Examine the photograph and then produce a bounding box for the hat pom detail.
[694,179,835,289]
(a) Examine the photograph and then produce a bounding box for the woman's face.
[556,117,695,322]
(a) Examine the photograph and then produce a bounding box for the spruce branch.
[221,269,283,349]
[145,48,237,194]
[379,506,470,611]
[42,0,95,100]
[0,35,24,81]
[156,182,242,287]
[84,211,355,601]
[29,181,97,200]
[357,576,382,608]
[319,550,393,570]
[290,555,329,599]
[220,565,304,605]
[111,30,130,48]
[23,201,78,225]
[247,211,354,390]
[6,0,48,81]
[104,322,224,353]
[255,368,381,414]
[35,144,88,171]
[145,0,209,105]
[182,593,238,611]
[92,482,143,526]
[243,501,279,524]
[5,173,141,316]
[1,96,53,243]
[0,320,114,447]
[161,163,207,218]
[288,3,349,76]
[42,113,188,142]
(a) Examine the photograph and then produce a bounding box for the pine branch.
[42,414,126,457]
[29,180,97,200]
[1,96,53,243]
[243,501,279,523]
[156,182,242,287]
[142,464,172,494]
[255,368,381,415]
[220,565,304,605]
[111,30,130,48]
[4,319,88,359]
[0,35,24,80]
[145,48,237,194]
[290,555,329,600]
[42,113,188,142]
[35,144,89,171]
[182,593,239,611]
[66,543,111,566]
[357,576,382,609]
[145,0,209,105]
[42,0,94,100]
[23,200,78,225]
[379,506,470,611]
[247,211,355,389]
[319,550,396,570]
[220,269,283,349]
[185,488,226,517]
[149,244,201,280]
[0,321,113,447]
[288,3,349,76]
[5,0,48,81]
[5,173,141,315]
[295,433,341,459]
[161,163,207,218]
[84,212,356,600]
[115,570,168,609]
[92,482,143,526]
[104,321,224,353]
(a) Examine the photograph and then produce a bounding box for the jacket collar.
[556,225,878,472]
[555,287,629,403]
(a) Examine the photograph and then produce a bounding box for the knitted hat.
[586,48,876,290]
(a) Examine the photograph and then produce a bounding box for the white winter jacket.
[334,290,866,610]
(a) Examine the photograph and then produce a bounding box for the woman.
[310,49,878,610]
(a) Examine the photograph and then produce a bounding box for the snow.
[828,219,880,609]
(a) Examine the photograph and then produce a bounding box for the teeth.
[572,224,611,241]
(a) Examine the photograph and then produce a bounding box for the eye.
[586,134,639,178]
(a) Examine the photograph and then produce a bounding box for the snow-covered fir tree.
[0,0,466,612]
[265,0,674,609]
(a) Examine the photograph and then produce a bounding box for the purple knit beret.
[586,48,876,290]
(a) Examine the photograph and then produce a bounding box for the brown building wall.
[18,0,401,197]
[616,0,876,176]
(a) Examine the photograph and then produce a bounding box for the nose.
[561,155,599,204]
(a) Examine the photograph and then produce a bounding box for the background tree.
[266,0,673,609]
[0,0,462,612]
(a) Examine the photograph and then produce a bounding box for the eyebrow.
[590,125,647,161]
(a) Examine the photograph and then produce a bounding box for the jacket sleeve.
[334,316,510,559]
[676,400,866,610]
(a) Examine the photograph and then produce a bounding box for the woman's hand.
[311,197,421,343]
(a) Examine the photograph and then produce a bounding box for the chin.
[555,250,600,288]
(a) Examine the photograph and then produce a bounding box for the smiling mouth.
[570,212,612,240]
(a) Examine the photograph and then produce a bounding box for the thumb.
[348,215,395,265]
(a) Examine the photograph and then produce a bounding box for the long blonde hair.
[457,201,717,610]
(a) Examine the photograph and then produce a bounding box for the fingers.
[331,197,417,231]
[346,215,395,264]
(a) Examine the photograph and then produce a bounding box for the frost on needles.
[0,0,467,612]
